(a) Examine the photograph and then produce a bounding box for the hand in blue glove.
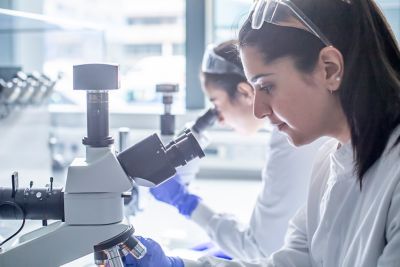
[123,236,184,267]
[191,242,232,260]
[209,250,232,260]
[150,174,200,217]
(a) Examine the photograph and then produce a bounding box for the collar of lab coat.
[329,141,354,182]
[328,124,400,183]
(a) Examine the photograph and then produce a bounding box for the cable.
[0,201,26,248]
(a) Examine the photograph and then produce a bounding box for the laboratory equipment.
[0,63,204,266]
[172,108,218,184]
[0,172,64,222]
[155,82,218,149]
[149,108,219,210]
[14,72,34,105]
[191,108,218,136]
[182,107,218,149]
[0,76,22,105]
[0,67,59,119]
[156,83,179,143]
[118,127,140,216]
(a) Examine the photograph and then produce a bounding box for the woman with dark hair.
[147,39,324,261]
[124,0,400,265]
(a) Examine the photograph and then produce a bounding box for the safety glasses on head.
[250,0,332,46]
[201,44,246,77]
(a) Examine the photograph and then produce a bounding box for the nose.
[217,113,225,125]
[253,91,272,119]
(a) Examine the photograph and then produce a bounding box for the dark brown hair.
[238,0,400,187]
[201,40,247,101]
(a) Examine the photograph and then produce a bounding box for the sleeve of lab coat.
[190,129,322,260]
[378,178,400,266]
[265,206,312,266]
[182,257,268,267]
[191,201,268,260]
[182,207,311,267]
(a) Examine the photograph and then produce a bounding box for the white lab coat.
[190,127,324,260]
[183,126,400,267]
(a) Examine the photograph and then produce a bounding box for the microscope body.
[0,153,132,265]
[0,64,205,266]
[65,145,132,225]
[156,83,179,144]
[0,64,133,266]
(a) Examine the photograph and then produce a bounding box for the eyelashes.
[255,83,274,94]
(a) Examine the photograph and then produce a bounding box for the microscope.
[156,83,179,144]
[155,83,218,184]
[0,67,59,119]
[156,82,218,148]
[183,107,218,148]
[0,64,204,266]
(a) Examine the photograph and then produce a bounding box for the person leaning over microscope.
[125,40,325,263]
[124,0,400,265]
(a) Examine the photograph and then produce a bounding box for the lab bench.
[1,175,261,266]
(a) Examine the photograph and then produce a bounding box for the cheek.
[272,86,315,126]
[214,100,232,120]
[278,88,327,134]
[271,91,299,121]
[216,101,229,114]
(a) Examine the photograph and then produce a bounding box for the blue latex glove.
[210,250,232,260]
[191,242,215,251]
[150,174,200,217]
[191,242,232,260]
[123,236,184,267]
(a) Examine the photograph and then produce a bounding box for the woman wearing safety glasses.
[123,0,400,266]
[146,39,324,261]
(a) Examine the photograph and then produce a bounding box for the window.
[211,0,251,44]
[43,0,186,113]
[210,0,400,43]
[172,43,185,55]
[127,16,177,25]
[379,0,400,41]
[124,44,163,56]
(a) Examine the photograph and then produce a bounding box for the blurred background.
[0,0,399,265]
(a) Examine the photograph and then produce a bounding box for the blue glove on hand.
[123,236,184,267]
[150,174,200,217]
[191,242,232,260]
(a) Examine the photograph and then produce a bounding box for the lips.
[272,122,286,131]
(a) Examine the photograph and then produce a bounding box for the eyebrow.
[250,73,275,83]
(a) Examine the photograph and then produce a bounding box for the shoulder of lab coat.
[190,128,327,260]
[378,175,400,266]
[184,128,400,267]
[375,130,400,265]
[259,138,337,266]
[270,127,400,266]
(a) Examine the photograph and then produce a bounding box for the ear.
[236,82,254,105]
[319,46,344,92]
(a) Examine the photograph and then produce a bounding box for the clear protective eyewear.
[201,44,246,77]
[250,0,332,46]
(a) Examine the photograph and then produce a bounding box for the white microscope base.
[0,221,130,267]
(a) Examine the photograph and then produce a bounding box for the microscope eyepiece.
[117,130,204,186]
[165,131,205,166]
[191,108,219,134]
